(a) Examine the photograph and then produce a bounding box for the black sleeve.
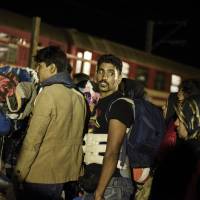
[108,99,133,128]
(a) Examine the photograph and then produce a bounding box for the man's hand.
[94,191,105,200]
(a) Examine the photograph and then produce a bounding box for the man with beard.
[82,54,134,200]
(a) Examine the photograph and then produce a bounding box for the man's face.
[36,62,54,83]
[96,63,121,97]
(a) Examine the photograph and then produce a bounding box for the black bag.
[0,173,12,189]
[79,165,101,193]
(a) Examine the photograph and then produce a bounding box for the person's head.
[73,73,90,89]
[96,54,122,97]
[119,78,145,99]
[34,45,68,82]
[178,79,200,104]
[175,95,200,140]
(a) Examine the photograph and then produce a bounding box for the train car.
[0,9,200,106]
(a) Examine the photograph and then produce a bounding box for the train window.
[122,62,130,78]
[0,45,8,63]
[170,74,181,92]
[0,32,9,43]
[154,72,165,90]
[75,52,83,73]
[82,51,92,75]
[136,67,148,86]
[6,44,17,64]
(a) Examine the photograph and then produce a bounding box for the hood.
[41,71,75,88]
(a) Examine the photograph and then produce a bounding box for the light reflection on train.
[1,10,200,106]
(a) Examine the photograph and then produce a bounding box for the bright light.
[122,62,130,78]
[170,85,179,92]
[0,32,8,38]
[171,74,181,86]
[75,52,83,73]
[0,47,8,52]
[82,51,92,75]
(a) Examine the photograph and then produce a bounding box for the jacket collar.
[41,71,75,88]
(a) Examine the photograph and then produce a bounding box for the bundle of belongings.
[0,65,38,121]
[0,65,38,192]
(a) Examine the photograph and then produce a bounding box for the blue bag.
[127,98,165,168]
[106,97,165,169]
[0,111,11,136]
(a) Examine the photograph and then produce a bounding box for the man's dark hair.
[97,54,122,73]
[34,45,68,72]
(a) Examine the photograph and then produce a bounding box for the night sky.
[1,1,199,69]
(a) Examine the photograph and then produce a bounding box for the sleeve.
[15,89,53,181]
[108,99,133,128]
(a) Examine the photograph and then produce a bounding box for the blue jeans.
[83,177,134,200]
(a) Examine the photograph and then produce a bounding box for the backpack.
[125,98,165,168]
[107,97,165,169]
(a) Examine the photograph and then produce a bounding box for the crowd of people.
[0,45,200,200]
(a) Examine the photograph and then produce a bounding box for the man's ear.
[118,74,122,85]
[49,63,57,74]
[94,73,98,82]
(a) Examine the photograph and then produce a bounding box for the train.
[0,9,200,106]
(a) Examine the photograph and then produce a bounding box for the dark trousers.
[20,182,64,200]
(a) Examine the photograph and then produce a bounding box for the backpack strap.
[105,97,135,122]
[105,97,135,175]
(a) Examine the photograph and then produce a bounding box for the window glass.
[6,44,17,64]
[154,72,165,90]
[136,67,148,86]
[0,44,8,63]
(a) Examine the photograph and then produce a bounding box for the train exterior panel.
[1,9,200,106]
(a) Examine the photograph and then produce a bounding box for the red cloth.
[158,121,177,159]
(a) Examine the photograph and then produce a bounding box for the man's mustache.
[99,81,108,85]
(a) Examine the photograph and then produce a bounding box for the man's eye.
[98,70,103,74]
[108,72,114,76]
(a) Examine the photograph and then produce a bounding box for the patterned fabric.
[175,95,200,140]
[0,73,19,103]
[0,66,38,119]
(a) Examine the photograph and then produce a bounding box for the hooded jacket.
[15,71,86,183]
